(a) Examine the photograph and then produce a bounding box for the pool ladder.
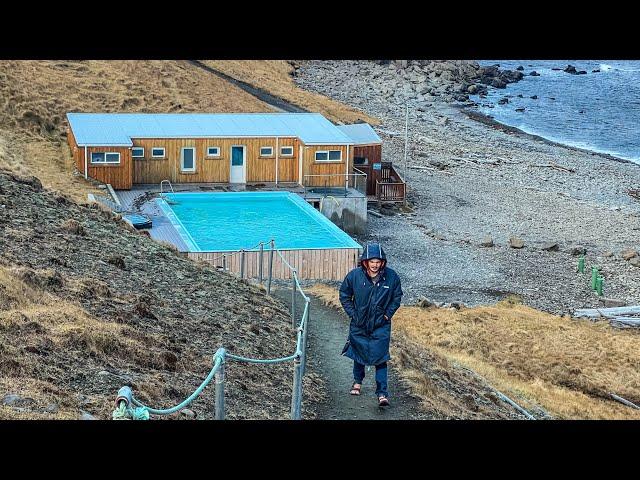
[160,179,175,197]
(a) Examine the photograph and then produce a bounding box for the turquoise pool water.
[156,192,361,252]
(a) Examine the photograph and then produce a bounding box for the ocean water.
[157,191,360,252]
[470,60,640,163]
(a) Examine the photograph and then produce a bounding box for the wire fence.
[112,238,311,421]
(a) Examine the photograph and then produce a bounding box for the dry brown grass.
[308,284,640,419]
[199,60,379,125]
[0,60,275,201]
[0,265,163,419]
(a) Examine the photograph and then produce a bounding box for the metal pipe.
[258,242,264,283]
[267,239,274,295]
[290,355,303,420]
[301,299,310,376]
[214,351,226,420]
[240,249,245,279]
[222,254,227,272]
[275,136,279,185]
[84,146,88,180]
[291,270,297,328]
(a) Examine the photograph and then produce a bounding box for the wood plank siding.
[188,247,360,281]
[66,127,132,189]
[302,144,354,187]
[131,137,302,185]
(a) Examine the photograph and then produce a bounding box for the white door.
[230,145,245,183]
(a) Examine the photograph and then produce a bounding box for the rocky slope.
[0,170,323,419]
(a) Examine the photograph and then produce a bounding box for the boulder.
[516,66,524,71]
[599,298,627,308]
[564,65,578,74]
[577,70,587,75]
[530,95,538,99]
[2,394,35,407]
[515,107,525,113]
[416,297,434,308]
[498,97,509,105]
[631,257,640,268]
[80,411,97,420]
[541,242,559,252]
[621,248,638,260]
[530,71,540,76]
[592,69,600,73]
[570,246,587,256]
[180,408,196,419]
[602,251,614,257]
[480,236,494,247]
[509,237,525,248]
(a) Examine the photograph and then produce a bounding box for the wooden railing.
[375,163,406,204]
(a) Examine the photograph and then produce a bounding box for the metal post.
[291,270,297,328]
[404,102,408,183]
[214,355,225,420]
[267,239,274,295]
[222,254,227,273]
[240,249,245,279]
[301,299,310,377]
[258,242,264,283]
[290,355,303,420]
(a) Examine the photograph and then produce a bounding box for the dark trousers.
[353,361,388,397]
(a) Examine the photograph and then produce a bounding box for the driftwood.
[451,156,499,167]
[531,162,576,173]
[367,209,383,218]
[626,189,640,201]
[573,306,640,318]
[610,393,640,410]
[407,165,454,175]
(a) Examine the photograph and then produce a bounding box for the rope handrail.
[113,238,312,420]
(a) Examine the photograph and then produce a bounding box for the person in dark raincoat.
[339,243,403,407]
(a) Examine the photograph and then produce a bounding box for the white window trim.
[315,150,342,162]
[151,147,166,158]
[181,147,196,172]
[280,146,294,157]
[131,147,145,158]
[91,151,121,164]
[260,146,274,157]
[206,146,221,157]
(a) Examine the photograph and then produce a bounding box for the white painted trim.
[346,144,350,189]
[90,151,121,164]
[298,144,303,185]
[259,146,274,157]
[275,137,279,185]
[230,145,246,183]
[280,146,294,157]
[151,147,166,158]
[206,146,221,157]
[180,147,196,172]
[314,149,343,162]
[131,146,145,158]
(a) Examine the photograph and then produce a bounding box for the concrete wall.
[319,196,367,235]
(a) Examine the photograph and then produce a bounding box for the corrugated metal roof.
[66,113,354,146]
[335,123,382,145]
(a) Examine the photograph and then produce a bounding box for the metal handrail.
[160,179,175,195]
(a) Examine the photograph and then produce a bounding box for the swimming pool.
[156,191,361,253]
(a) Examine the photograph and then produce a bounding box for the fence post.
[301,298,310,377]
[214,352,226,420]
[291,270,297,329]
[222,254,227,273]
[290,355,303,420]
[240,249,245,279]
[258,242,264,283]
[267,239,274,295]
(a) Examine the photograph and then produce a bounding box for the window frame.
[280,146,294,157]
[131,147,145,158]
[151,147,166,158]
[206,146,221,158]
[181,147,196,173]
[259,146,274,157]
[90,151,121,165]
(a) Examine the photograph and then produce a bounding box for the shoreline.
[457,104,640,168]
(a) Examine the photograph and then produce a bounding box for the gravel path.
[296,60,640,315]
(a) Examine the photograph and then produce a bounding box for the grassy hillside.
[309,284,640,419]
[0,60,275,202]
[199,60,379,125]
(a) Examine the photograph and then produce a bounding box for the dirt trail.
[273,289,430,419]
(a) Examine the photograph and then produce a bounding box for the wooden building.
[66,113,375,190]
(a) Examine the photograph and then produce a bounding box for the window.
[132,147,144,158]
[181,147,195,172]
[207,146,220,157]
[260,146,273,157]
[151,147,165,158]
[280,146,294,156]
[315,150,342,162]
[91,152,120,164]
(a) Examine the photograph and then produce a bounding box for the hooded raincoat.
[339,244,403,366]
